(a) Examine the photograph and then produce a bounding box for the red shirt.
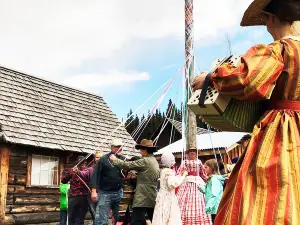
[61,168,89,197]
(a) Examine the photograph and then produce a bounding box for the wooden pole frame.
[0,147,10,224]
[185,0,197,149]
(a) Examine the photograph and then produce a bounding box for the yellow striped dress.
[211,36,300,225]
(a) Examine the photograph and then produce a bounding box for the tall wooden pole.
[185,0,197,150]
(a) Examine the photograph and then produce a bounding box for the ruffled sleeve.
[164,169,187,190]
[211,41,284,100]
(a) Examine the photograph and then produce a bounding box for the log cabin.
[0,66,137,225]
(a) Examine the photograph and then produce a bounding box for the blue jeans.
[94,189,123,225]
[60,210,68,225]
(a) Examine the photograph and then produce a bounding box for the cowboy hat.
[135,139,157,151]
[185,145,197,153]
[241,0,300,29]
[240,0,272,27]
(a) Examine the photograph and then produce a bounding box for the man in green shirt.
[110,139,160,225]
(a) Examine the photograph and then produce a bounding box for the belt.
[269,100,300,110]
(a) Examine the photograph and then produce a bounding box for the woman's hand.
[191,72,208,91]
[180,167,186,176]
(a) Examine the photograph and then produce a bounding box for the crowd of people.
[59,0,300,224]
[60,138,229,225]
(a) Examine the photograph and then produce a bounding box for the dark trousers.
[60,210,68,225]
[211,214,216,224]
[122,205,132,225]
[131,207,154,225]
[68,196,89,225]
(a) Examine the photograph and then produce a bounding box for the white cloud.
[61,71,150,90]
[0,0,253,89]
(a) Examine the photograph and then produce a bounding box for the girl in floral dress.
[152,152,187,225]
[176,146,211,225]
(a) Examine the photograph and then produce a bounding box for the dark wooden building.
[0,66,137,225]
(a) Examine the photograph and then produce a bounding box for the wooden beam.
[0,147,10,224]
[14,195,59,205]
[26,154,32,186]
[7,186,59,195]
[6,204,60,213]
[198,149,226,156]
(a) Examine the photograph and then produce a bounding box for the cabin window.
[30,154,59,186]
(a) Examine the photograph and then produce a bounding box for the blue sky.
[0,0,275,121]
[102,26,273,120]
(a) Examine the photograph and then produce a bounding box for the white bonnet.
[161,151,176,168]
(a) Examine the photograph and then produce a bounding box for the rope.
[73,72,177,169]
[75,174,91,193]
[207,125,225,174]
[121,65,186,158]
[168,82,182,145]
[168,109,177,145]
[153,69,182,146]
[115,75,177,161]
[153,103,175,145]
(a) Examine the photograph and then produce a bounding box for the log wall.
[4,145,134,225]
[4,146,86,224]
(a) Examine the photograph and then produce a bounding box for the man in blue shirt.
[91,139,126,225]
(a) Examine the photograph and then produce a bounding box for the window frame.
[26,153,63,188]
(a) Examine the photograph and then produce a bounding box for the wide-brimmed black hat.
[240,0,272,27]
[241,0,300,27]
[135,139,157,152]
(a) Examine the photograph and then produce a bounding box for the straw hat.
[241,0,300,35]
[186,145,197,153]
[240,0,272,27]
[135,139,157,151]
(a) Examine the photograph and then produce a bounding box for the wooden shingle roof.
[0,66,137,157]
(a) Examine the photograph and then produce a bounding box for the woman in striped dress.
[176,146,211,225]
[192,0,300,224]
